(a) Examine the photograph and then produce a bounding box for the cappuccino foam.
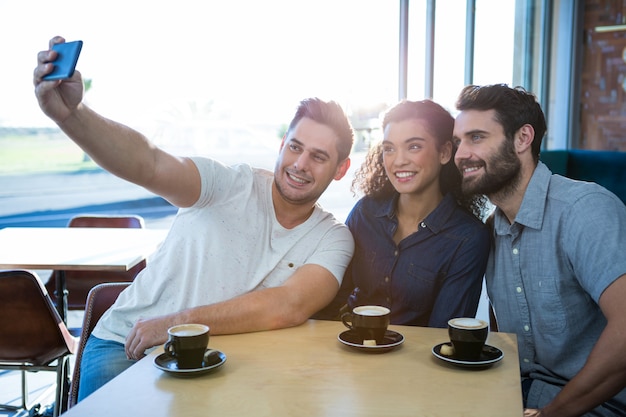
[169,324,209,337]
[354,306,390,316]
[171,329,205,337]
[449,317,487,329]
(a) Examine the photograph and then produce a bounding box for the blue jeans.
[77,335,136,402]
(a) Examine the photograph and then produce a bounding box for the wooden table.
[63,320,523,417]
[0,227,168,320]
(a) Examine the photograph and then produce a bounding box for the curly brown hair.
[352,99,488,219]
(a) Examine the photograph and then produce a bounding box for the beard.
[460,139,521,197]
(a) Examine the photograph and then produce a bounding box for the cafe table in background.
[63,320,523,417]
[0,226,168,321]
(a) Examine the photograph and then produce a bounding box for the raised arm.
[33,36,200,207]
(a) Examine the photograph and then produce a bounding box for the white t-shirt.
[93,157,354,344]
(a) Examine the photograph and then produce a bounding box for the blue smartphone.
[43,40,83,81]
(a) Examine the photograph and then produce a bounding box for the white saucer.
[154,349,226,377]
[338,329,404,353]
[432,342,503,368]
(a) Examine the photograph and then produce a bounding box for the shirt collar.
[373,192,458,234]
[493,161,551,233]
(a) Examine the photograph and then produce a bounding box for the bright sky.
[0,0,513,132]
[1,0,398,129]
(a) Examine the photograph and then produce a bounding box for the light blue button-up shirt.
[487,162,626,413]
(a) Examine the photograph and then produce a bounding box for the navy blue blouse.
[317,193,490,328]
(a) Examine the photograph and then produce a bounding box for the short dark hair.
[456,84,547,162]
[287,98,354,161]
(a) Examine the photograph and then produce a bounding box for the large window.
[2,1,399,223]
[405,0,515,111]
[2,1,399,157]
[2,0,520,225]
[2,0,518,154]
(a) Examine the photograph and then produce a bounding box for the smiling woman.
[314,99,491,327]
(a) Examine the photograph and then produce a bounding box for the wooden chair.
[0,270,77,417]
[68,282,130,408]
[45,214,146,311]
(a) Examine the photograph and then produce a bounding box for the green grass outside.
[0,132,99,175]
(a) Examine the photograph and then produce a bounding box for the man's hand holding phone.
[34,37,85,124]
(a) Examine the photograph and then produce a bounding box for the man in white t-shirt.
[34,36,355,401]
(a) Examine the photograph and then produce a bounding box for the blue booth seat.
[540,150,626,204]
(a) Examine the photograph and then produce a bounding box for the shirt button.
[420,221,426,228]
[394,250,399,257]
[513,248,519,255]
[523,358,530,363]
[516,287,522,293]
[384,276,390,283]
[524,325,530,332]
